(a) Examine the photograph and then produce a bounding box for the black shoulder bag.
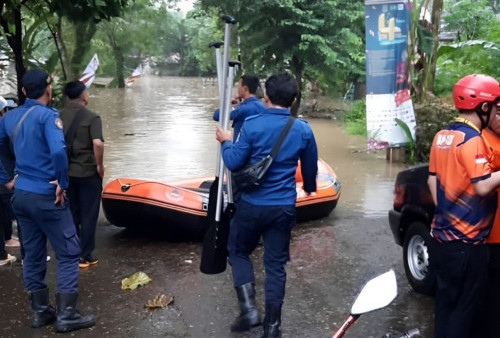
[64,109,84,158]
[231,116,295,191]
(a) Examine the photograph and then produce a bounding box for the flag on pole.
[79,53,99,88]
[126,64,143,87]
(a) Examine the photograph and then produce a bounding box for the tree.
[0,0,131,101]
[199,0,365,114]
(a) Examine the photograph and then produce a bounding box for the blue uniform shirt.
[0,98,69,194]
[221,108,318,206]
[213,96,266,141]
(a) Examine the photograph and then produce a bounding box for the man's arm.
[427,174,437,205]
[93,139,104,178]
[473,171,500,196]
[300,130,318,194]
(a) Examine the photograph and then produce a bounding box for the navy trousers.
[67,174,102,260]
[228,200,296,307]
[0,192,10,259]
[12,189,80,293]
[433,240,489,338]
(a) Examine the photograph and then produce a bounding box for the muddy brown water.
[0,76,434,338]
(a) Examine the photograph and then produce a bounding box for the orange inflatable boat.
[101,158,341,241]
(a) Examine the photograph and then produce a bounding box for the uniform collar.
[454,117,481,134]
[265,107,290,116]
[24,98,46,108]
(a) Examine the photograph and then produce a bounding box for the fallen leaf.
[121,271,152,290]
[145,294,174,309]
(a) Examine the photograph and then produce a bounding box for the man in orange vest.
[480,95,500,338]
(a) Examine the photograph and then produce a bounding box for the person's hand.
[97,164,104,179]
[50,180,66,206]
[216,127,232,144]
[4,177,15,191]
[231,95,242,105]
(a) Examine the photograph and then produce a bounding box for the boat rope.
[116,178,210,195]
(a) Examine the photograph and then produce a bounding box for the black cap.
[64,81,87,100]
[22,69,50,99]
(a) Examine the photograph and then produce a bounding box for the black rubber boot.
[262,303,282,338]
[230,282,261,332]
[28,288,56,328]
[55,293,95,333]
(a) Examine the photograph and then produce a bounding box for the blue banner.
[365,0,416,149]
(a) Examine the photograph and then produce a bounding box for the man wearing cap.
[59,80,104,269]
[0,69,94,332]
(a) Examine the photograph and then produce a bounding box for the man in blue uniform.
[213,74,266,141]
[0,69,94,333]
[216,73,318,338]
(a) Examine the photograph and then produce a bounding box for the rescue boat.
[101,158,341,241]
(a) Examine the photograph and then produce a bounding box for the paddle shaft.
[215,17,236,221]
[331,314,360,338]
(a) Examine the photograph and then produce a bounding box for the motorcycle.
[331,270,420,338]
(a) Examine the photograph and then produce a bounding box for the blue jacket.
[0,99,69,194]
[221,108,318,206]
[213,96,266,141]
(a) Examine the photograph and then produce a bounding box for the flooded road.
[0,76,434,337]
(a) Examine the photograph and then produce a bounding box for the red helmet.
[452,74,500,110]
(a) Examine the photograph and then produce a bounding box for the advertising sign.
[365,0,416,149]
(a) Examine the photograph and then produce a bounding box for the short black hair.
[241,75,261,94]
[64,81,87,100]
[264,73,298,108]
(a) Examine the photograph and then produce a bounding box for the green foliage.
[395,118,415,164]
[443,0,494,41]
[199,0,365,95]
[414,99,457,162]
[434,1,499,96]
[344,99,366,136]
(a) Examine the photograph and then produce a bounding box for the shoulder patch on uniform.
[55,117,63,129]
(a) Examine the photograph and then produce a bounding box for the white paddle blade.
[350,270,397,315]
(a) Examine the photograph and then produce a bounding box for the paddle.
[200,15,237,274]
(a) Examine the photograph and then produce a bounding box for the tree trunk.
[291,55,303,117]
[103,22,125,88]
[0,5,26,103]
[424,0,443,94]
[70,21,97,78]
[56,17,71,81]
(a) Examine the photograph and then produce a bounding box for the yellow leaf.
[121,271,152,290]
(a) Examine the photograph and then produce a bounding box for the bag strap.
[11,106,37,144]
[269,116,295,159]
[64,108,85,150]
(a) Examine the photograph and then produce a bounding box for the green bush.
[345,99,366,136]
[414,98,457,162]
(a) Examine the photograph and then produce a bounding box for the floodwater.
[0,76,434,338]
[96,75,402,216]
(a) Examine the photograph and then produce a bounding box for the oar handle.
[222,15,237,24]
[209,41,224,49]
[331,314,359,338]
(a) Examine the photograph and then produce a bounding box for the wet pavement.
[0,76,435,337]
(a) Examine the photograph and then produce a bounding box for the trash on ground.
[144,294,174,309]
[121,271,152,290]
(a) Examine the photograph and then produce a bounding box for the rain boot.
[262,303,282,338]
[28,288,56,328]
[55,293,95,333]
[230,282,261,332]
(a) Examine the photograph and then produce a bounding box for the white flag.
[126,64,143,86]
[79,53,99,88]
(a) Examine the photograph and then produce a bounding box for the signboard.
[365,0,416,149]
